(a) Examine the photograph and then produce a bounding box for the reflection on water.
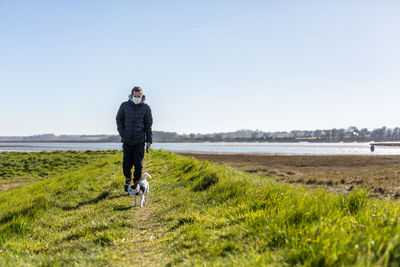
[0,141,399,155]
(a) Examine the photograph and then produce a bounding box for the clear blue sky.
[1,1,399,136]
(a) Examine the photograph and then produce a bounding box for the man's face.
[132,91,143,98]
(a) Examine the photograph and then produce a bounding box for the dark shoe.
[124,183,130,192]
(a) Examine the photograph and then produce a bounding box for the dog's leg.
[144,187,149,205]
[140,194,144,207]
[134,195,137,207]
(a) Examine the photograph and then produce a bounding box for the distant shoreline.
[0,141,398,155]
[0,140,373,143]
[0,140,119,143]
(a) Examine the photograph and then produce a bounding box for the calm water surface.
[0,142,398,155]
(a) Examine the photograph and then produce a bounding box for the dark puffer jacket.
[116,95,153,145]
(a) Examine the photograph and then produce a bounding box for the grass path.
[0,151,169,266]
[3,149,400,265]
[119,171,166,266]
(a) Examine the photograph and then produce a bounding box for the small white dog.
[127,172,150,207]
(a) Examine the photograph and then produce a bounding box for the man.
[116,86,153,193]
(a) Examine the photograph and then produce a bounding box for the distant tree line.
[1,126,400,142]
[153,126,400,142]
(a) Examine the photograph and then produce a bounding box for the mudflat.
[177,152,400,198]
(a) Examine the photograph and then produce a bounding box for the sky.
[1,1,400,136]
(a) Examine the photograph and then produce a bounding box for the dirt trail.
[0,182,25,191]
[116,170,166,266]
[123,199,165,266]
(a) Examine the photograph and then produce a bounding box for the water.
[0,141,399,155]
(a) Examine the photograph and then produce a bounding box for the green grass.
[2,149,400,266]
[0,150,164,266]
[0,150,119,187]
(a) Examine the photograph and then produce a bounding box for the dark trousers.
[122,142,145,184]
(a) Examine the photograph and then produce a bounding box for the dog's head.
[127,184,140,195]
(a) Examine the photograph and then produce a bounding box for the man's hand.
[146,142,151,153]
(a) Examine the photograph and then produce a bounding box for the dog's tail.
[142,172,151,180]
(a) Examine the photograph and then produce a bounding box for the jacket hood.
[128,94,146,104]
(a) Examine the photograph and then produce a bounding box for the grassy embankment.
[1,149,400,266]
[0,150,119,191]
[178,152,400,198]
